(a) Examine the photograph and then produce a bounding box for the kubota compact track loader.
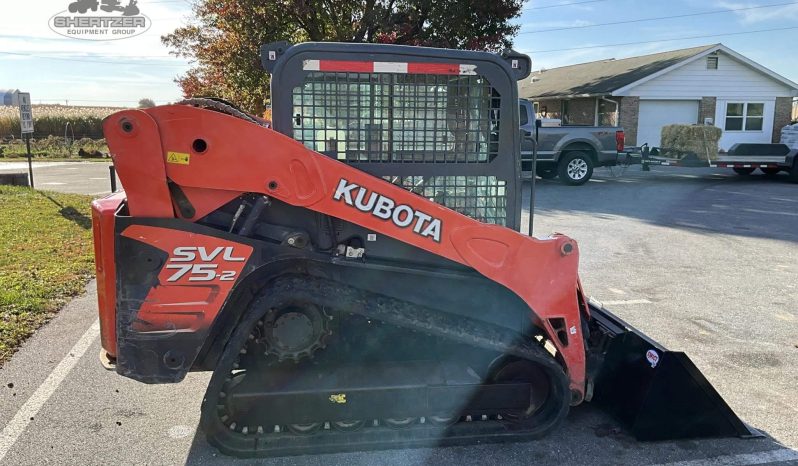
[92,42,756,457]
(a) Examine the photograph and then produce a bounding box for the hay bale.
[780,124,798,149]
[660,124,722,160]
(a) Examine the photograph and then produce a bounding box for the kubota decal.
[333,178,442,242]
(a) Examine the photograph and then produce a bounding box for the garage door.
[637,100,699,147]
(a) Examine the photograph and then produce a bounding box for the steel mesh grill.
[292,72,500,163]
[383,175,507,225]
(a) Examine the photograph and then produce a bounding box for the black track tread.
[200,275,570,457]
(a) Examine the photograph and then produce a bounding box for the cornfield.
[0,105,124,140]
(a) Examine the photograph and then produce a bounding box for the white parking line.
[706,189,798,204]
[652,448,798,466]
[741,208,798,217]
[600,299,652,305]
[0,319,100,462]
[0,163,69,171]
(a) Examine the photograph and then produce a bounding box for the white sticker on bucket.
[646,349,660,368]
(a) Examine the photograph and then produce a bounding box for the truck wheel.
[558,152,593,186]
[538,168,557,180]
[790,161,798,184]
[760,167,781,176]
[733,167,755,176]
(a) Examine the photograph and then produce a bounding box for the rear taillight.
[615,130,625,152]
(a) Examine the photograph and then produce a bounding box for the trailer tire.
[733,167,755,176]
[760,167,781,176]
[558,151,593,186]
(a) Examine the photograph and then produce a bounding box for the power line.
[523,0,608,11]
[519,1,798,34]
[0,51,189,67]
[527,25,798,53]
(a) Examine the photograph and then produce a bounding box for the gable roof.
[519,44,798,99]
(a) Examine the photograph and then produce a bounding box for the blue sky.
[1,0,797,107]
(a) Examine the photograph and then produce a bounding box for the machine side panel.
[104,106,587,396]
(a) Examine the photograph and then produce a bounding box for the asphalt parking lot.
[0,165,797,465]
[0,161,116,195]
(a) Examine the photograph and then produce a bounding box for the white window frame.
[724,102,765,132]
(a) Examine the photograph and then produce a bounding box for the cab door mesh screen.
[291,70,508,225]
[292,72,500,163]
[383,175,507,225]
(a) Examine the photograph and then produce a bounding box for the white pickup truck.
[520,99,625,185]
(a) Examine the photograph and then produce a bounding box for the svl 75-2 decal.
[165,246,246,282]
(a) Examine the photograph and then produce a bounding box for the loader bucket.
[587,301,759,441]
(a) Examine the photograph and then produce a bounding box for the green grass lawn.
[0,186,95,365]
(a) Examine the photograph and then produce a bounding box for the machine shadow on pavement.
[182,403,790,466]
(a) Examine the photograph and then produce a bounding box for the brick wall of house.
[536,99,563,119]
[699,97,717,125]
[562,98,596,125]
[534,98,597,125]
[773,97,794,142]
[618,96,640,145]
[598,98,620,126]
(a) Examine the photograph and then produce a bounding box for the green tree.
[138,98,156,108]
[162,0,524,113]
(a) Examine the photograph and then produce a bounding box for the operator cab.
[262,42,531,232]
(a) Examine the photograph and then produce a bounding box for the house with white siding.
[519,44,798,151]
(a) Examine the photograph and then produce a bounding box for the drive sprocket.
[249,302,331,363]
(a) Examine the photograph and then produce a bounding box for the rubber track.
[177,98,269,128]
[200,275,570,457]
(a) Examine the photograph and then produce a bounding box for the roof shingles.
[519,44,719,99]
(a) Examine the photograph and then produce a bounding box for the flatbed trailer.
[621,143,798,182]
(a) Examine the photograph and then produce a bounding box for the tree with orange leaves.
[162,0,524,113]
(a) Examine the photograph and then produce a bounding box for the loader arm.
[102,105,589,400]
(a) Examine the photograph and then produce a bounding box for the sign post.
[18,92,34,188]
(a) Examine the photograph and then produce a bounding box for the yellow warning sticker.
[328,393,347,404]
[166,151,190,165]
